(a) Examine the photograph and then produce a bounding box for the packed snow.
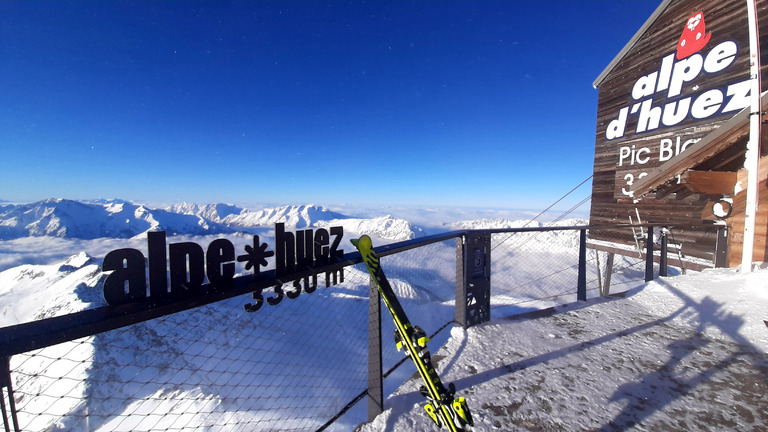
[359,266,768,431]
[0,199,765,431]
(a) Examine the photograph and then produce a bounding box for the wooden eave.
[679,170,739,195]
[593,0,672,89]
[631,92,768,198]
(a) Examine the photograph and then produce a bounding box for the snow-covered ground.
[360,266,768,431]
[0,199,765,431]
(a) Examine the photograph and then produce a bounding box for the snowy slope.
[359,267,768,432]
[0,252,103,327]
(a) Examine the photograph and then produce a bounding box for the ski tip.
[350,235,372,251]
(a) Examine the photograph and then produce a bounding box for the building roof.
[593,0,672,89]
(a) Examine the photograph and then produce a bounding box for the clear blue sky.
[0,1,659,210]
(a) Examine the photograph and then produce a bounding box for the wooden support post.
[595,249,603,295]
[603,253,615,297]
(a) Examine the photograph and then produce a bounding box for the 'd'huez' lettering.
[102,224,344,310]
[606,40,749,140]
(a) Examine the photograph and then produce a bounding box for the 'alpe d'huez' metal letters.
[101,223,345,313]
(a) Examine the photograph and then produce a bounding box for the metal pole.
[715,226,729,268]
[367,277,383,420]
[645,227,655,282]
[577,229,587,301]
[455,236,467,329]
[0,358,18,432]
[660,228,668,277]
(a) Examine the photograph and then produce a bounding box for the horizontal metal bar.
[0,223,722,358]
[369,231,465,257]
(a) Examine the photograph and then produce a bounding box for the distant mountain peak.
[0,199,433,243]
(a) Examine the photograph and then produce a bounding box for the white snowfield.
[360,267,768,431]
[0,200,766,431]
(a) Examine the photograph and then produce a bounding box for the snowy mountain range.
[0,199,425,241]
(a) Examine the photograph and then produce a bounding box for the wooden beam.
[586,241,714,272]
[679,170,738,195]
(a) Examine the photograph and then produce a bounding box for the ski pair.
[351,235,474,431]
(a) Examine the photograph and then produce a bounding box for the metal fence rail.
[0,224,721,431]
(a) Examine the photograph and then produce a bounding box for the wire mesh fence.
[1,225,708,431]
[490,226,654,313]
[9,271,374,432]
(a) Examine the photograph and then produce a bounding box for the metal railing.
[0,223,724,431]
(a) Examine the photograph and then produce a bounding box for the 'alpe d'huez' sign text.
[605,10,751,198]
[101,223,344,313]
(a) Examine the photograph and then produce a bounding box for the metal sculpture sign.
[102,223,344,312]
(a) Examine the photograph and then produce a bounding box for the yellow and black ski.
[352,235,473,431]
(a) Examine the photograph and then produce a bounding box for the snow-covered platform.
[359,268,768,431]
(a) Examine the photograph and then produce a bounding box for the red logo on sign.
[677,11,712,60]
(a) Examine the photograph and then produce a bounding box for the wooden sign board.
[588,0,767,260]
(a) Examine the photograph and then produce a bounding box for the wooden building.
[589,0,768,267]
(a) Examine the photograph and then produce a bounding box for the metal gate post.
[456,232,491,328]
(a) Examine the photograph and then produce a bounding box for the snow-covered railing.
[0,223,724,432]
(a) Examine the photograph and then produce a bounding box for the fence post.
[455,237,467,329]
[659,228,668,277]
[577,229,587,301]
[367,277,383,421]
[456,232,491,328]
[1,357,20,432]
[645,227,655,282]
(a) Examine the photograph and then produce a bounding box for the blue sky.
[0,1,659,210]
